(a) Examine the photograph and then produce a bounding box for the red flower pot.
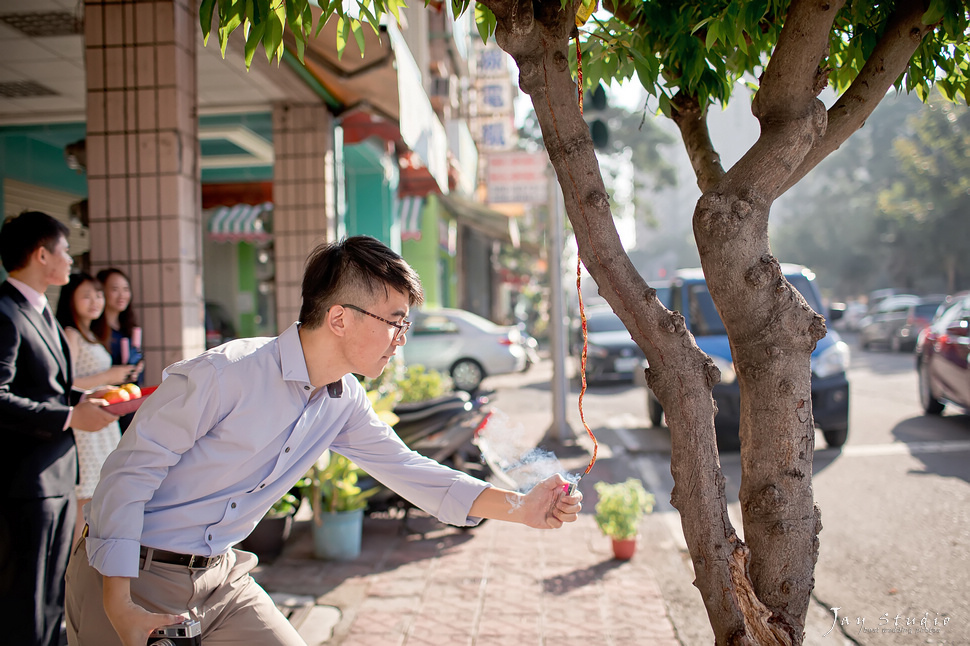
[611,537,637,560]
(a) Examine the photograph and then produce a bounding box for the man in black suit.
[0,211,118,646]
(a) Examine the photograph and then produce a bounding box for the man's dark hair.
[0,211,70,272]
[299,235,423,329]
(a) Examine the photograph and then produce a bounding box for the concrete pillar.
[84,0,203,382]
[272,103,333,329]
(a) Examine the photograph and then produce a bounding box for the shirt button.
[304,385,310,391]
[284,447,290,453]
[208,534,212,540]
[259,484,265,488]
[231,502,237,509]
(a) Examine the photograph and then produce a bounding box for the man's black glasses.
[341,304,411,339]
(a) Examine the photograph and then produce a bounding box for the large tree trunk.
[480,0,790,643]
[479,0,935,643]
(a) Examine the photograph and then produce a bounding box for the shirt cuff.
[86,537,143,578]
[63,406,73,431]
[437,474,492,527]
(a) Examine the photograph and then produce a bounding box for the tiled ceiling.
[0,0,315,125]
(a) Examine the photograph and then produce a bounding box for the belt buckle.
[187,555,208,570]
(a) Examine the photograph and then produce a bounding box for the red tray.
[103,385,158,416]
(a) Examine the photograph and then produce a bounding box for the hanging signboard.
[486,151,549,205]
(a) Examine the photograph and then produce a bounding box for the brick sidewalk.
[253,510,680,646]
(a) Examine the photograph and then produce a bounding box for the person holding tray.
[92,267,142,432]
[65,235,583,646]
[56,272,141,543]
[0,211,119,646]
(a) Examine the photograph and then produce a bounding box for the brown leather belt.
[81,525,224,570]
[140,546,224,570]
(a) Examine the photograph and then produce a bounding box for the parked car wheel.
[822,425,848,449]
[918,359,945,415]
[646,392,664,427]
[451,358,484,392]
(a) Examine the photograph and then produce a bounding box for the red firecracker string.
[575,35,597,478]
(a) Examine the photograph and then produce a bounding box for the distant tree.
[205,0,970,642]
[878,94,970,294]
[771,92,925,298]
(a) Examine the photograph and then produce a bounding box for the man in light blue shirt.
[65,235,582,646]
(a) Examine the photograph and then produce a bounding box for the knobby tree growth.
[203,0,969,642]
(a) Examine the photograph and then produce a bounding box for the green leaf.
[336,15,349,59]
[261,5,283,63]
[359,4,381,34]
[921,0,946,26]
[217,0,245,57]
[244,19,265,67]
[386,0,402,24]
[475,4,497,43]
[691,16,714,36]
[704,21,718,50]
[351,18,365,57]
[200,0,217,45]
[286,0,308,62]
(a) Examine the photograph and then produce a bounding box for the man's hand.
[519,473,583,529]
[71,400,118,432]
[470,473,583,529]
[103,576,185,646]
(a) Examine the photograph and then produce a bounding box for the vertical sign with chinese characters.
[470,42,516,153]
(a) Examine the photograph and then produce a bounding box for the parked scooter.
[363,390,493,531]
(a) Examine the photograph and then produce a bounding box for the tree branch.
[753,0,846,120]
[780,0,936,194]
[670,92,725,193]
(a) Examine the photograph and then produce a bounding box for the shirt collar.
[6,276,48,315]
[279,322,311,386]
[278,322,344,397]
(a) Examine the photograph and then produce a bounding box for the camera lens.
[151,640,176,646]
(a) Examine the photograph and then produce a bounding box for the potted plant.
[301,451,380,561]
[594,478,655,560]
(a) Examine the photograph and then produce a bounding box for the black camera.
[146,619,201,645]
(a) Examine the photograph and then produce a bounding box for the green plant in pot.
[594,478,655,560]
[301,451,380,561]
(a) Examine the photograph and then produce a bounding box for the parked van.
[636,264,850,449]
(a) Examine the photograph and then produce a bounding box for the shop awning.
[206,202,273,243]
[438,194,536,251]
[399,196,424,242]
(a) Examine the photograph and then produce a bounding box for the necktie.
[42,306,54,328]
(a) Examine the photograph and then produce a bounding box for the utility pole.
[544,171,573,444]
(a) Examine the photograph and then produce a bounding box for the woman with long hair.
[92,267,143,431]
[56,273,142,540]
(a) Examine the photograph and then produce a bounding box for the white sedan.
[400,308,528,391]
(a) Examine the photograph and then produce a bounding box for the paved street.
[485,335,970,645]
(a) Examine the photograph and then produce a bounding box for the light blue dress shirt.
[85,322,489,578]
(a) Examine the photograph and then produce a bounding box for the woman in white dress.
[55,272,144,541]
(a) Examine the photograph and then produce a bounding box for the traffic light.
[584,83,609,150]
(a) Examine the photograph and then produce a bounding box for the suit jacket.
[0,280,79,498]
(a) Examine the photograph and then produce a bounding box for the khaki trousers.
[64,537,306,645]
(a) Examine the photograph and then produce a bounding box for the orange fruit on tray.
[122,383,142,398]
[103,388,131,404]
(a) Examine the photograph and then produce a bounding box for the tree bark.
[480,0,792,643]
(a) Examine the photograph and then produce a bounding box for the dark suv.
[637,265,851,449]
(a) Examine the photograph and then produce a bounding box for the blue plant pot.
[312,508,364,561]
